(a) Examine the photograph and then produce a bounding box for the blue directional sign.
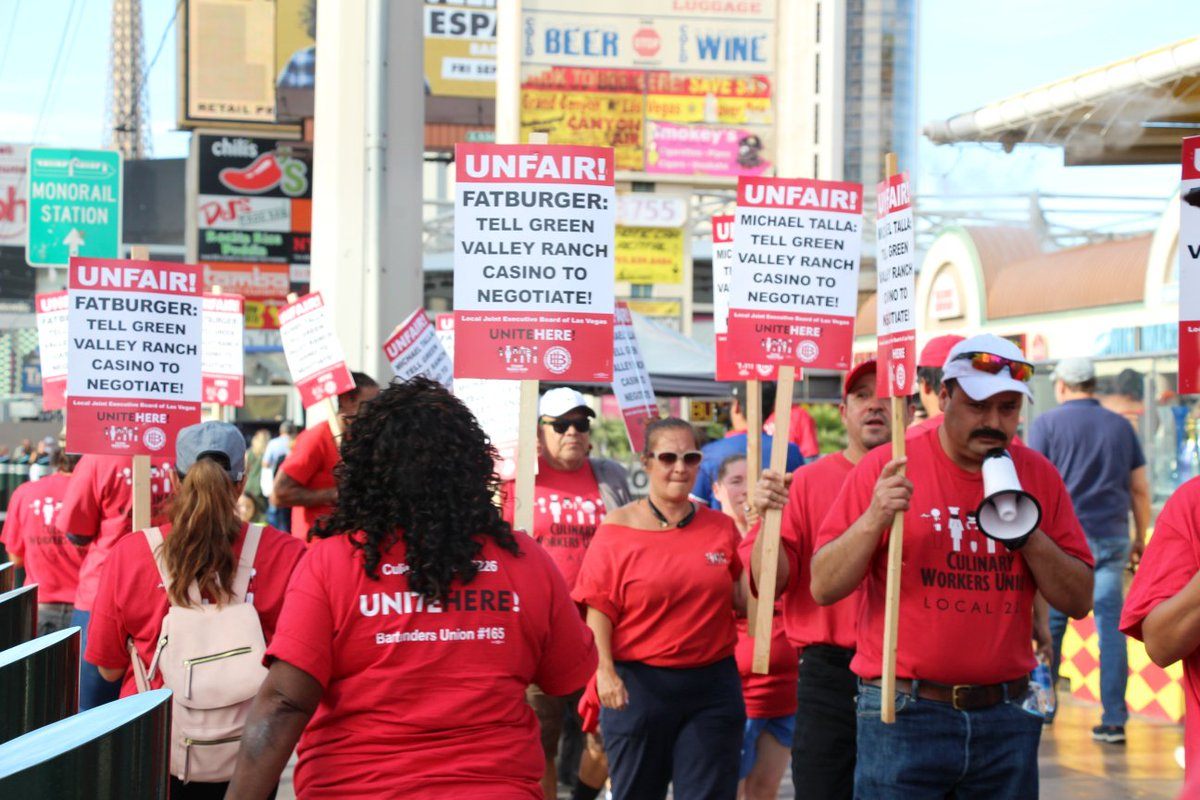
[26,148,123,268]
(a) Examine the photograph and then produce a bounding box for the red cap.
[918,334,966,368]
[843,359,877,399]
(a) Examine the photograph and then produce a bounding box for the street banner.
[66,258,202,456]
[875,172,917,397]
[727,176,864,371]
[201,293,245,406]
[1181,136,1200,394]
[277,292,355,407]
[613,303,657,451]
[27,148,123,268]
[712,213,777,382]
[0,143,28,248]
[383,308,454,390]
[35,291,68,411]
[452,143,616,381]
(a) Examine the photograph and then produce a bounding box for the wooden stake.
[881,150,906,723]
[752,365,794,672]
[745,379,762,636]
[130,245,152,531]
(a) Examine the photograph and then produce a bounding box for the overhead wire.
[32,0,81,143]
[0,0,23,86]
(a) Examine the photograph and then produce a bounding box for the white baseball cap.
[941,334,1034,402]
[538,387,595,419]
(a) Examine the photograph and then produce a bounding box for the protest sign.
[712,214,777,382]
[1180,136,1200,393]
[35,291,68,411]
[612,303,657,451]
[66,257,202,456]
[727,176,863,371]
[383,309,454,390]
[277,291,355,407]
[875,172,917,398]
[201,293,245,406]
[452,142,616,382]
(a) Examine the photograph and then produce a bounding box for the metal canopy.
[923,37,1200,166]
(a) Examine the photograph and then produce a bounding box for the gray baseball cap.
[1052,357,1095,384]
[176,422,246,481]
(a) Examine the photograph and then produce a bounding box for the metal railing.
[0,585,36,652]
[0,627,80,744]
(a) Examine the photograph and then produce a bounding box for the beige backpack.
[129,524,269,784]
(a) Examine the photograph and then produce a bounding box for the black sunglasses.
[542,417,591,434]
[647,450,703,467]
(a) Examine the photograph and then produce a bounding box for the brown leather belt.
[864,676,1030,711]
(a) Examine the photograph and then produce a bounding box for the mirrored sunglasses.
[954,351,1034,382]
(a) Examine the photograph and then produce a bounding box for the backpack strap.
[230,524,265,602]
[143,526,202,607]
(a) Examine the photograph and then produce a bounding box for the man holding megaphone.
[809,334,1094,799]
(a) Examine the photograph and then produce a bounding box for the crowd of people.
[0,329,1195,799]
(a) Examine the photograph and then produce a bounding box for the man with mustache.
[808,334,1093,798]
[748,359,894,799]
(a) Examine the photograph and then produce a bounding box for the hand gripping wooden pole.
[745,379,762,636]
[513,132,551,536]
[752,365,795,673]
[881,151,906,723]
[130,246,152,531]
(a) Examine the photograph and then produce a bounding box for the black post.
[0,688,172,799]
[0,585,36,651]
[0,627,81,744]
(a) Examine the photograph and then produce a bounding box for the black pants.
[792,645,857,800]
[170,778,277,799]
[600,657,745,800]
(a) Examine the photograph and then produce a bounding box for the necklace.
[646,497,696,529]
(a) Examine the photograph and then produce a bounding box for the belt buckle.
[951,684,971,710]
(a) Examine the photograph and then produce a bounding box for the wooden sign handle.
[745,379,762,636]
[881,150,905,723]
[513,379,539,535]
[129,246,153,531]
[751,366,794,672]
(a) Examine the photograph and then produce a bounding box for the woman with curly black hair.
[226,378,598,800]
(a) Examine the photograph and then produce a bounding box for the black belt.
[864,676,1029,711]
[801,644,854,667]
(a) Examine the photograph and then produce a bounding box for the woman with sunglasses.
[573,417,749,799]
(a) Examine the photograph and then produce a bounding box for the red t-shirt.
[58,454,175,611]
[0,473,86,603]
[279,421,339,543]
[734,529,798,718]
[766,405,821,460]
[573,507,742,668]
[745,452,860,651]
[85,522,305,697]
[501,458,607,590]
[814,427,1092,685]
[1121,477,1200,782]
[266,531,597,800]
[906,413,943,439]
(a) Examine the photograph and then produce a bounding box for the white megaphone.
[975,449,1042,550]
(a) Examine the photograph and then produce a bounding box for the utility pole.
[106,0,149,159]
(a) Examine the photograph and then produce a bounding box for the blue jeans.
[1050,535,1130,727]
[855,682,1042,799]
[72,608,121,710]
[266,505,291,533]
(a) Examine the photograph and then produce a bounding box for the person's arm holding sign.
[272,470,336,510]
[811,459,910,605]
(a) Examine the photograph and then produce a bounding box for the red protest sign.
[875,172,916,397]
[613,303,657,451]
[36,291,68,411]
[278,292,355,407]
[383,308,453,390]
[202,293,245,406]
[712,214,778,381]
[727,176,864,371]
[1181,136,1200,393]
[66,257,203,456]
[452,143,616,381]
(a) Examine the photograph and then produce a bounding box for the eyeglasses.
[953,351,1035,382]
[542,417,591,434]
[647,450,704,468]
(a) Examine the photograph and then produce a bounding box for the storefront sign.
[277,292,355,407]
[613,303,657,451]
[383,308,454,390]
[35,291,68,411]
[615,226,684,283]
[201,294,245,406]
[727,176,864,371]
[1180,136,1200,394]
[66,258,202,456]
[452,143,616,381]
[424,0,497,98]
[875,172,916,397]
[931,268,963,321]
[616,193,687,228]
[0,143,28,247]
[712,213,775,381]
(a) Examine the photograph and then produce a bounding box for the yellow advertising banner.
[616,227,684,284]
[424,1,497,98]
[521,90,644,171]
[625,299,682,318]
